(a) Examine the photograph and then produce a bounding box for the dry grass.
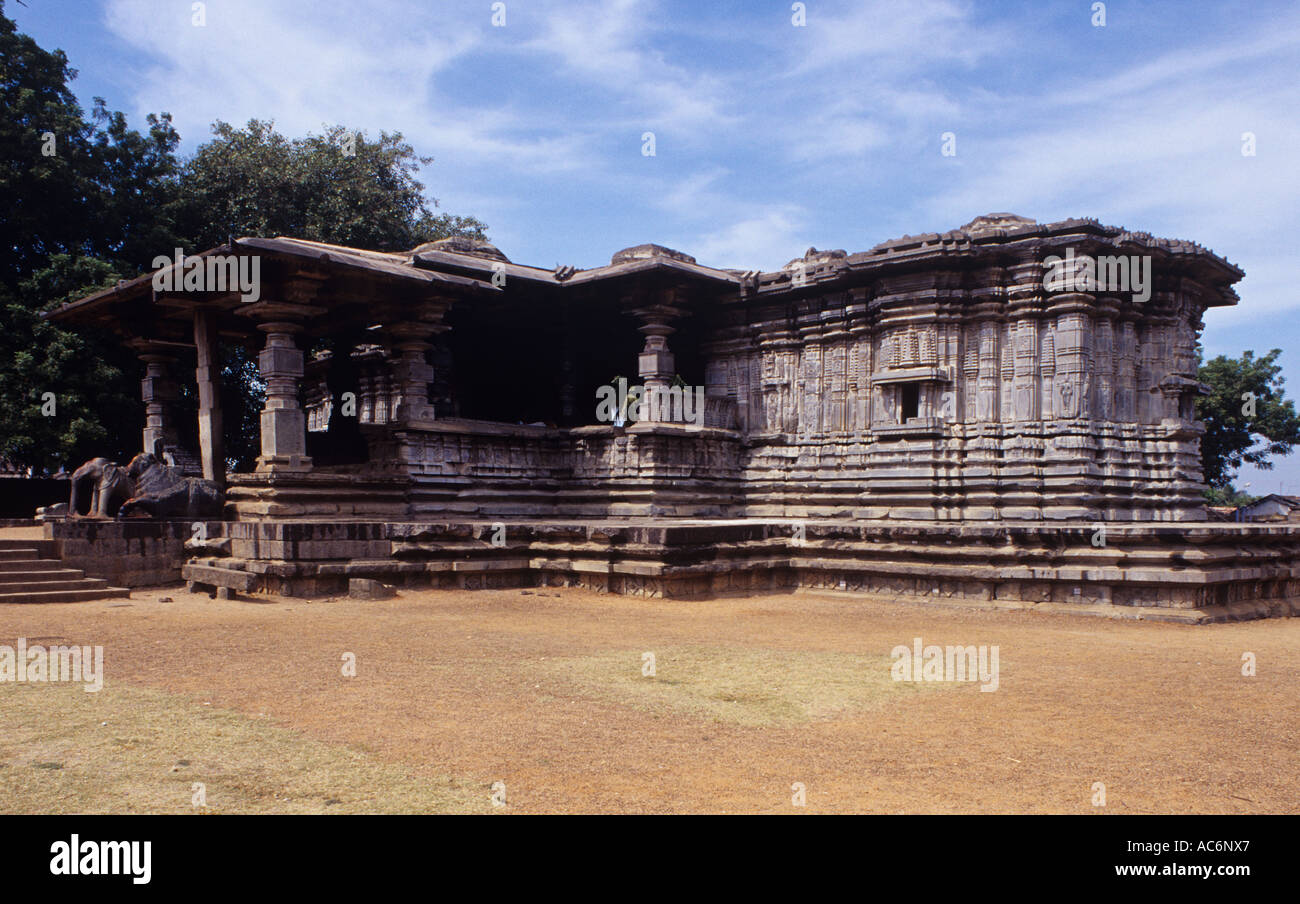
[0,564,1297,813]
[0,683,489,814]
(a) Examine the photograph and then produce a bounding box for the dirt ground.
[2,560,1296,814]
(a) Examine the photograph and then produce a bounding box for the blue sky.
[12,0,1300,491]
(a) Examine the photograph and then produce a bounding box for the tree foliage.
[1202,485,1258,507]
[0,2,150,471]
[1197,348,1300,488]
[173,120,486,252]
[0,1,486,473]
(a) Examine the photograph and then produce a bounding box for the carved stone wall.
[698,227,1223,522]
[238,216,1234,526]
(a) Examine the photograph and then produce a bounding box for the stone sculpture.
[117,453,224,520]
[69,457,134,519]
[62,453,223,520]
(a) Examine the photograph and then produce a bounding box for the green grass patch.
[541,645,940,727]
[0,683,491,814]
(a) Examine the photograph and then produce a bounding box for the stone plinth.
[178,518,1300,622]
[46,520,197,587]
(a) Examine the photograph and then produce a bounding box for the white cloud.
[677,208,809,271]
[88,0,1300,316]
[521,0,738,135]
[791,0,1010,76]
[913,25,1300,317]
[102,0,594,175]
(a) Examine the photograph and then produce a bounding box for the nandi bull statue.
[61,452,223,520]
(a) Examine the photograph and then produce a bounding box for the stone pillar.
[387,322,441,425]
[627,294,688,424]
[799,326,824,436]
[255,321,312,473]
[976,322,998,423]
[637,323,675,422]
[1040,329,1056,420]
[1053,305,1092,419]
[193,309,226,487]
[138,350,180,457]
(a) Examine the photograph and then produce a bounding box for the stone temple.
[41,214,1300,621]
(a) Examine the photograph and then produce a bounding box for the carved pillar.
[627,294,689,424]
[238,283,325,474]
[1117,319,1138,422]
[1040,328,1056,420]
[800,330,824,436]
[999,330,1014,422]
[1052,303,1093,419]
[255,321,312,473]
[358,365,375,424]
[387,322,442,425]
[193,309,226,487]
[134,344,180,458]
[976,323,999,422]
[638,324,675,423]
[961,329,979,422]
[1011,320,1038,422]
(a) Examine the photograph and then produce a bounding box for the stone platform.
[177,519,1300,623]
[46,520,192,588]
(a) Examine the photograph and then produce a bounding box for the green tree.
[0,1,163,472]
[0,2,99,288]
[1,2,487,474]
[1197,348,1300,488]
[1202,485,1258,507]
[173,120,486,252]
[0,252,149,471]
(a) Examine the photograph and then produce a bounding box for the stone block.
[349,578,396,600]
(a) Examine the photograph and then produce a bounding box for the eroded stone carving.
[69,457,133,519]
[62,453,224,521]
[118,453,224,520]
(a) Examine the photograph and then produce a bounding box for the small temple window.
[900,383,920,422]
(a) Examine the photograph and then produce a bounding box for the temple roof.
[858,214,1244,275]
[411,236,511,262]
[45,214,1246,337]
[755,214,1244,306]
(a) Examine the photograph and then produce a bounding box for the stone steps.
[0,538,129,604]
[0,587,129,604]
[0,577,113,592]
[0,559,73,573]
[0,538,57,555]
[0,568,109,584]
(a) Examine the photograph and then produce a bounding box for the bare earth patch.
[0,578,1296,814]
